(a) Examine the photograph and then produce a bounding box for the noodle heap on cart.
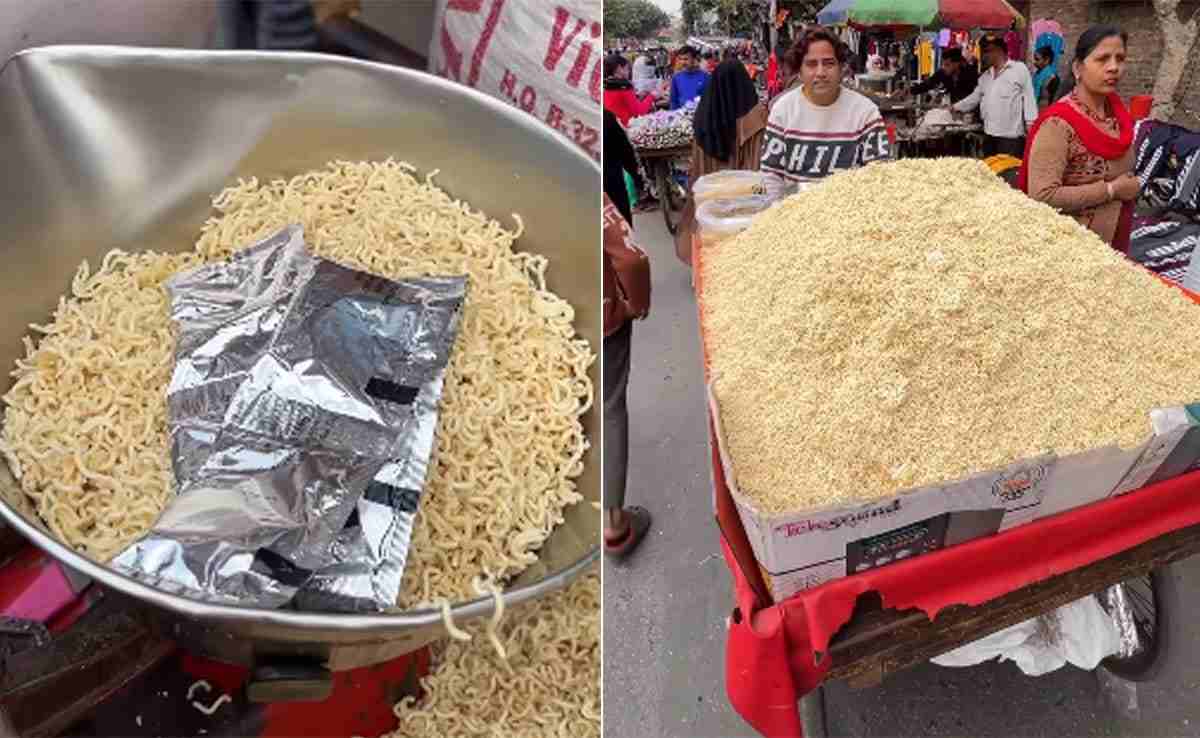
[701,158,1200,515]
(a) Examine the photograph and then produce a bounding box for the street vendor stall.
[696,158,1200,738]
[629,101,700,234]
[817,0,1023,165]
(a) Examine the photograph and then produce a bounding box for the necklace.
[1071,90,1110,123]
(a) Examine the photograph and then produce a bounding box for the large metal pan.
[0,46,599,678]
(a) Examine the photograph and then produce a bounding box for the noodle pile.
[701,157,1200,515]
[389,571,599,738]
[0,159,594,609]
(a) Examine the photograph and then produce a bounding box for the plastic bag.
[931,594,1121,676]
[429,0,601,161]
[692,170,788,205]
[696,195,777,248]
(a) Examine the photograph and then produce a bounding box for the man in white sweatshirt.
[761,27,890,184]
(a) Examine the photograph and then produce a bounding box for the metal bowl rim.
[0,44,600,631]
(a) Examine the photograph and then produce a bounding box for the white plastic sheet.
[931,595,1121,676]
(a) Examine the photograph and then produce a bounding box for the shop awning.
[816,0,1024,29]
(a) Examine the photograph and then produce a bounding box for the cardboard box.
[708,381,1200,603]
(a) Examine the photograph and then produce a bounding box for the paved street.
[602,210,1200,738]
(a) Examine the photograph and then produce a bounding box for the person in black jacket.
[603,109,644,225]
[909,47,978,104]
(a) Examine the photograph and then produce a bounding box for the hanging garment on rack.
[918,40,935,77]
[1031,19,1063,43]
[1005,30,1024,61]
[1034,32,1065,61]
[937,29,951,47]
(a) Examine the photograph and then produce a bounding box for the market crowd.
[601,22,1143,560]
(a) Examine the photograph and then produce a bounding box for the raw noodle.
[389,571,599,738]
[0,159,594,611]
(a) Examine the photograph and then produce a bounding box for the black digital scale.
[846,508,1007,574]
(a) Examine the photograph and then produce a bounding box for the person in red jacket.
[603,53,658,126]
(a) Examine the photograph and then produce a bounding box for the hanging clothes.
[1005,30,1024,61]
[1031,18,1064,43]
[937,29,951,47]
[918,40,935,77]
[1034,32,1065,61]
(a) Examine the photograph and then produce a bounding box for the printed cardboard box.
[708,381,1200,602]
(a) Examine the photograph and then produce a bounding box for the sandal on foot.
[604,506,651,560]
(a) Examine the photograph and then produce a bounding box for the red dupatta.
[1017,92,1135,253]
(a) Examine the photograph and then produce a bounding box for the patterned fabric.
[1134,120,1200,215]
[1130,218,1200,286]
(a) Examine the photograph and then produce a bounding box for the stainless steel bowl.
[0,46,599,683]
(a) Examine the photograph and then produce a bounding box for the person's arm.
[910,69,944,97]
[1027,118,1111,212]
[758,103,791,187]
[857,104,890,165]
[616,123,643,193]
[630,91,656,119]
[952,76,984,112]
[669,76,680,110]
[1021,65,1039,130]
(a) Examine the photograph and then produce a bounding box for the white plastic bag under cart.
[931,595,1121,676]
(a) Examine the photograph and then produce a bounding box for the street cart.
[711,458,1200,738]
[800,518,1196,736]
[635,143,691,235]
[693,182,1200,737]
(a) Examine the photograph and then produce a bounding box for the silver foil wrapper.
[112,226,466,610]
[1104,583,1142,660]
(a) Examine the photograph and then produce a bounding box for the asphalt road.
[601,210,1200,738]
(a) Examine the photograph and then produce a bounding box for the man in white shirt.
[952,34,1039,158]
[761,27,889,184]
[632,53,657,96]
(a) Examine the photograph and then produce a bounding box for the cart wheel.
[656,162,683,236]
[798,684,829,738]
[1101,567,1172,682]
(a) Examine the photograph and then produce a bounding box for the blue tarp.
[816,0,855,26]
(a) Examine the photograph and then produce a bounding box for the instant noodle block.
[698,158,1200,601]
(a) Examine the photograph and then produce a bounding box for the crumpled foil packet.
[111,226,467,611]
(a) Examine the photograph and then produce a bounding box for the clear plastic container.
[696,194,778,248]
[692,170,788,206]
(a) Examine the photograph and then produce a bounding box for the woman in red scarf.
[1019,26,1141,253]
